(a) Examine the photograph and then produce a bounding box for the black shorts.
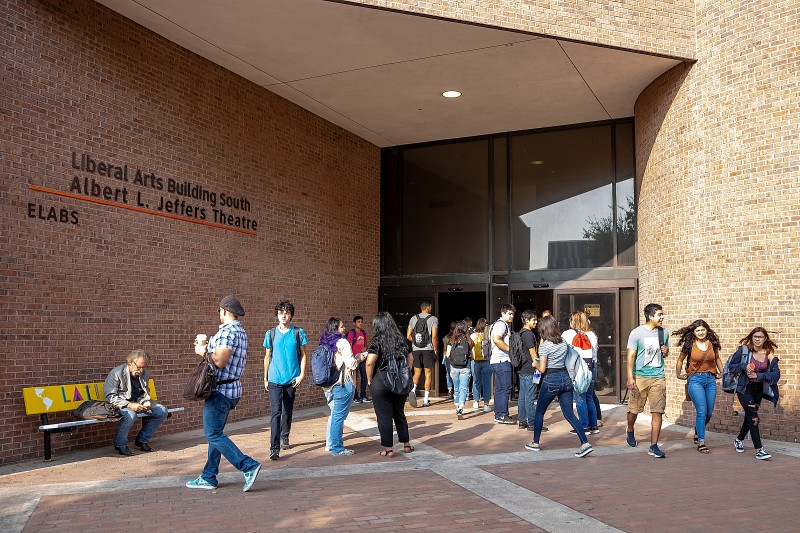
[412,350,437,369]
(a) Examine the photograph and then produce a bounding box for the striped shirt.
[540,340,568,369]
[207,320,247,399]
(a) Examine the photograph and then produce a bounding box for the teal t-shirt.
[263,325,308,385]
[626,325,668,378]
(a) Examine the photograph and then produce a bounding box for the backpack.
[508,331,526,368]
[722,346,750,393]
[565,343,592,394]
[310,344,340,387]
[449,338,471,368]
[473,332,484,360]
[268,326,303,356]
[570,329,593,354]
[383,352,413,395]
[482,320,508,359]
[411,314,432,348]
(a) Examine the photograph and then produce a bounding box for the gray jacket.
[104,363,152,409]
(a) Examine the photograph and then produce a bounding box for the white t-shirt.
[561,329,598,363]
[489,320,511,364]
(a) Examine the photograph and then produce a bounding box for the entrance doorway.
[437,291,487,393]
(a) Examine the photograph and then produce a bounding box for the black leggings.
[369,371,410,448]
[737,382,764,449]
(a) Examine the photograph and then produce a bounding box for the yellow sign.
[584,304,601,317]
[22,380,158,415]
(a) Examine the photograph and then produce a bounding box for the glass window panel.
[400,141,489,274]
[511,126,614,270]
[492,136,508,272]
[381,150,400,276]
[615,122,636,266]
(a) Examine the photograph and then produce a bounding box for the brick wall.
[346,0,695,59]
[0,0,380,464]
[635,1,799,442]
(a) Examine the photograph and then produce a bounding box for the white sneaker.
[734,439,744,453]
[755,448,772,460]
[575,442,594,458]
[473,401,479,409]
[483,405,492,413]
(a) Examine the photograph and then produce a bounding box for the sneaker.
[242,463,261,492]
[648,444,666,458]
[362,397,372,403]
[456,408,463,420]
[473,401,479,409]
[626,431,637,448]
[483,405,492,413]
[446,390,454,401]
[734,439,745,453]
[408,389,418,408]
[269,451,279,461]
[570,428,590,435]
[281,438,290,450]
[589,426,600,434]
[353,398,362,404]
[186,476,216,490]
[422,400,431,407]
[524,441,540,451]
[333,449,356,456]
[494,415,514,424]
[755,448,772,460]
[575,442,594,458]
[518,422,528,429]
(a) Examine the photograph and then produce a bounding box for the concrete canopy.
[96,0,685,147]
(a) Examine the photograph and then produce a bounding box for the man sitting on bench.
[104,349,168,456]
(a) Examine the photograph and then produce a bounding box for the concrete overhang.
[96,0,686,147]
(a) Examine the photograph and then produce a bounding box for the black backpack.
[412,314,432,348]
[383,352,413,395]
[449,338,470,368]
[508,331,526,368]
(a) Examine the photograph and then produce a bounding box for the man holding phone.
[263,300,308,461]
[104,349,168,456]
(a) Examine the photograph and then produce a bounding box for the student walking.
[729,327,780,460]
[562,311,599,434]
[673,319,722,453]
[445,320,473,419]
[470,318,493,412]
[489,304,516,424]
[524,315,592,457]
[516,310,539,430]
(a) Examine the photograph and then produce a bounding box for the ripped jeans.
[736,381,764,449]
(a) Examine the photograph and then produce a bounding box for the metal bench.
[23,380,183,461]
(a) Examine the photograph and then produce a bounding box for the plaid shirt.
[207,320,247,399]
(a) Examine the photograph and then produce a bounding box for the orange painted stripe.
[28,185,257,235]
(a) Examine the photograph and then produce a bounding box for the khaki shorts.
[628,376,667,414]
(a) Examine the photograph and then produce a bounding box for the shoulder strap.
[657,327,666,348]
[269,327,276,349]
[294,327,302,357]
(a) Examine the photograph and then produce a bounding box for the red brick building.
[1,0,796,464]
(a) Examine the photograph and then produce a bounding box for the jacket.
[727,346,780,405]
[104,363,152,409]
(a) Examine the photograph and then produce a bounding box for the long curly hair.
[740,327,778,355]
[671,319,721,356]
[371,311,409,358]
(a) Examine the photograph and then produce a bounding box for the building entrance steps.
[2,403,800,532]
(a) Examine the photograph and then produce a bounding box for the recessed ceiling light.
[442,90,461,98]
[530,160,544,165]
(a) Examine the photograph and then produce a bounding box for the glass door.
[555,291,619,402]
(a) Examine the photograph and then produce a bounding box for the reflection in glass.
[401,141,488,274]
[511,126,614,270]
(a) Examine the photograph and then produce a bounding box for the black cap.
[219,295,245,317]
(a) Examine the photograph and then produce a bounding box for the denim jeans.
[575,366,598,430]
[491,361,512,418]
[687,372,717,441]
[324,381,354,454]
[472,360,492,403]
[113,403,168,448]
[737,381,764,448]
[201,391,259,485]
[443,356,453,390]
[533,370,587,445]
[268,381,296,454]
[449,366,471,407]
[517,374,537,426]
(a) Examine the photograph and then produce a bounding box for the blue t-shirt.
[263,325,308,385]
[626,325,668,378]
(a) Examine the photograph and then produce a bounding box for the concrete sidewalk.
[2,399,799,532]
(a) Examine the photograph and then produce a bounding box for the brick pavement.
[2,399,798,532]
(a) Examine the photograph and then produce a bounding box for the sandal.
[697,443,710,454]
[403,445,415,453]
[379,450,396,458]
[693,434,700,445]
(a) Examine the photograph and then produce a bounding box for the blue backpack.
[311,344,340,387]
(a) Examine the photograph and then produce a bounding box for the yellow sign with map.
[22,380,158,415]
